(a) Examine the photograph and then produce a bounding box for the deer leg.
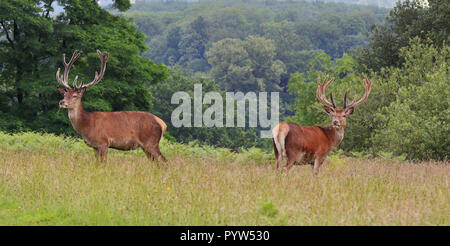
[275,148,282,169]
[143,149,155,161]
[284,158,296,171]
[276,155,282,169]
[284,149,299,171]
[296,152,306,164]
[97,145,108,163]
[143,144,166,163]
[284,152,296,171]
[313,156,325,175]
[93,147,100,160]
[151,146,167,162]
[272,139,282,169]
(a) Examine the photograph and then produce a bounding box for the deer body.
[272,75,371,174]
[57,50,166,162]
[272,122,345,172]
[69,105,166,152]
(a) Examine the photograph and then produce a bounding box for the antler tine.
[316,75,336,108]
[56,67,70,89]
[345,77,372,109]
[329,92,336,108]
[78,50,109,90]
[56,50,81,90]
[343,90,348,108]
[72,75,79,88]
[63,51,81,86]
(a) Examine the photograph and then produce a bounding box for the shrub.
[371,39,449,160]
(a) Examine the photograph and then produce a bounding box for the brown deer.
[57,50,167,162]
[272,75,372,174]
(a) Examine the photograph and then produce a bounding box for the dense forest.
[0,0,448,160]
[127,0,388,84]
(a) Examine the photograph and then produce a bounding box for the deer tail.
[154,115,167,141]
[272,123,289,158]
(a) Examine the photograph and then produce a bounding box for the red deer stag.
[57,50,167,162]
[272,75,372,174]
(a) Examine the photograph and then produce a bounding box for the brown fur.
[58,89,166,163]
[272,121,345,174]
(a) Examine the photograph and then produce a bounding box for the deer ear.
[345,107,354,116]
[57,87,66,95]
[77,87,87,95]
[324,106,334,115]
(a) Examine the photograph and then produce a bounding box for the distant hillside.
[321,0,398,8]
[125,0,388,83]
[129,0,398,9]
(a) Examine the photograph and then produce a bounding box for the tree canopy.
[127,0,387,92]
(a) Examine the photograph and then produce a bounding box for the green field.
[0,132,448,225]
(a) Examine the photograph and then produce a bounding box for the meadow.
[0,132,448,226]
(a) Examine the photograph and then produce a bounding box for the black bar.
[0,226,447,244]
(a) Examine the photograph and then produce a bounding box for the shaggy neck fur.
[324,125,345,148]
[67,101,89,134]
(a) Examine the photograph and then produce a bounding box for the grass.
[0,132,448,225]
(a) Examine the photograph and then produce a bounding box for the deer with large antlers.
[272,75,372,174]
[57,50,167,162]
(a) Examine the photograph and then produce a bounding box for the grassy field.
[0,132,448,225]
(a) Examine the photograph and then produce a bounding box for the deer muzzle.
[59,99,68,108]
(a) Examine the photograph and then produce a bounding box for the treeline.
[127,0,388,91]
[321,0,398,8]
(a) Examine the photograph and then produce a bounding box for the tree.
[261,20,313,75]
[176,16,210,72]
[206,38,253,92]
[356,0,450,72]
[371,39,449,160]
[206,36,286,92]
[149,69,263,150]
[130,0,387,85]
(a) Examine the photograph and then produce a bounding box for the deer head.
[57,50,109,109]
[316,75,372,129]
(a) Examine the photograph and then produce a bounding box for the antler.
[74,50,109,90]
[344,77,372,109]
[316,75,336,108]
[56,50,81,90]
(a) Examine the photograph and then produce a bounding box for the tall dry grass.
[0,132,448,225]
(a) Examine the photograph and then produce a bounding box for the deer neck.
[67,101,89,134]
[325,125,345,148]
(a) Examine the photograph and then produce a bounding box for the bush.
[371,41,449,160]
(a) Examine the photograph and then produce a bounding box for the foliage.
[356,0,450,72]
[371,39,449,160]
[149,70,265,150]
[127,0,387,91]
[206,36,286,92]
